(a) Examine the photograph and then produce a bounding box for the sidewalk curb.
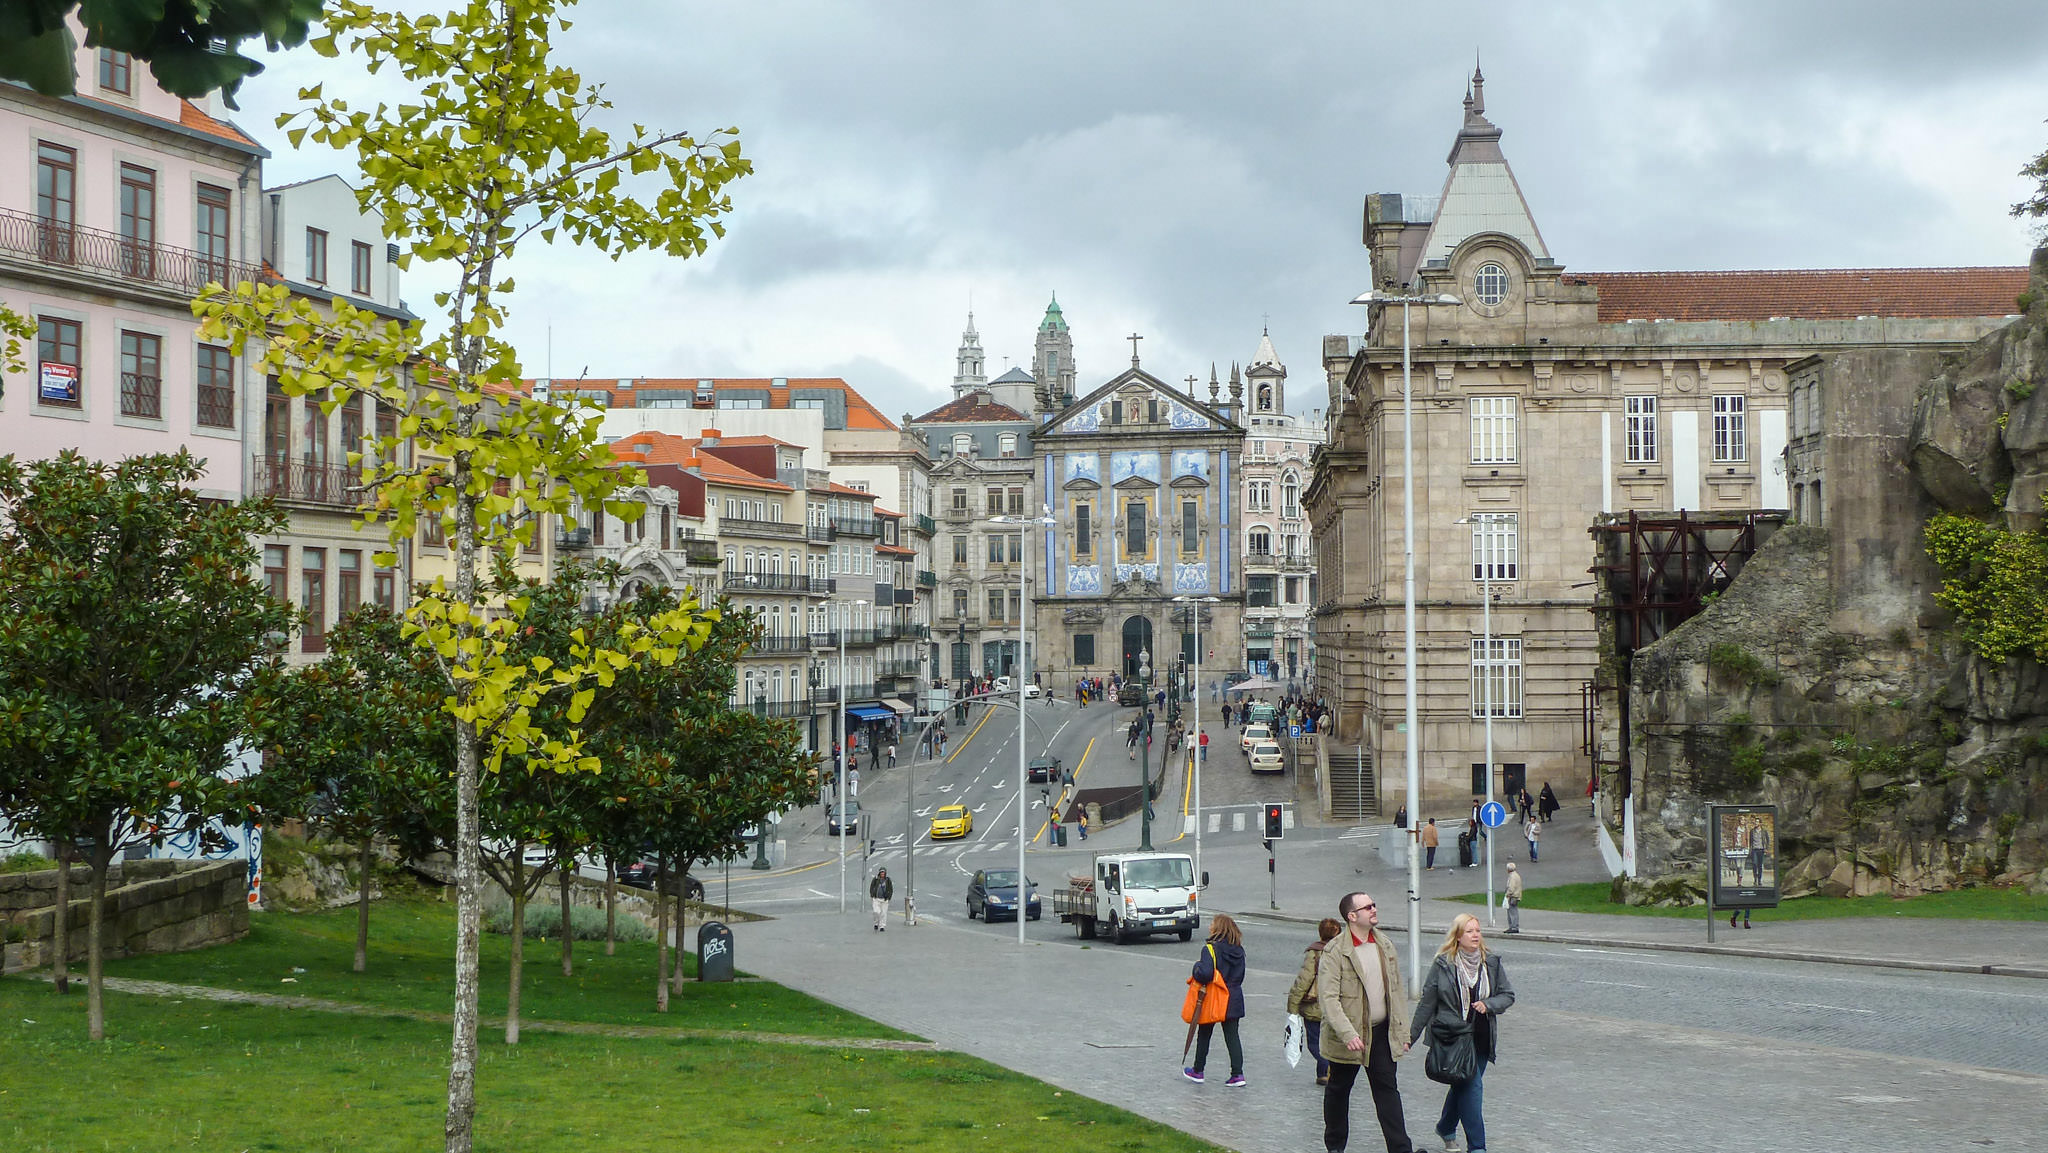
[1216,906,2048,981]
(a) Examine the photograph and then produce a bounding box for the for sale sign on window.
[39,361,79,403]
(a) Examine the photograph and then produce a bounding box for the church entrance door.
[1121,615,1153,680]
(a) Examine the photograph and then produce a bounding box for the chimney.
[700,427,721,446]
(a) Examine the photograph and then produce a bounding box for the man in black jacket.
[869,868,893,931]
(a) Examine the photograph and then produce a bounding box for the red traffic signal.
[1263,804,1285,840]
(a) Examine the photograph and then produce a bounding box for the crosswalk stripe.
[1207,813,1221,833]
[1231,812,1246,832]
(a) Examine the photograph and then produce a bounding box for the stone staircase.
[1326,749,1377,820]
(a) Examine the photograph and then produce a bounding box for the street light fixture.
[1455,514,1501,924]
[990,508,1055,946]
[1172,594,1220,891]
[1351,286,1460,980]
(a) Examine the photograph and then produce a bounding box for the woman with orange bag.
[1182,913,1248,1087]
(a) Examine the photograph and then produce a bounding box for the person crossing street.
[868,868,893,931]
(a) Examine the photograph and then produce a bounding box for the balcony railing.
[1278,556,1311,571]
[725,571,814,593]
[721,516,802,538]
[812,683,877,703]
[916,570,937,588]
[944,506,973,522]
[877,659,921,679]
[556,527,593,550]
[250,455,360,508]
[746,635,812,654]
[830,516,880,538]
[914,514,937,536]
[679,539,720,566]
[747,699,814,718]
[0,207,264,297]
[806,523,834,542]
[119,373,161,419]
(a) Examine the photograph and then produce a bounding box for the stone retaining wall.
[2,859,248,971]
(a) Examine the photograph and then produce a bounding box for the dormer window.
[952,433,972,456]
[998,433,1017,458]
[1474,262,1509,307]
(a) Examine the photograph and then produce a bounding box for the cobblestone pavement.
[732,908,2048,1153]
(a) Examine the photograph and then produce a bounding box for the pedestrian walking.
[1286,917,1344,1085]
[1409,913,1514,1153]
[1318,891,1413,1153]
[1077,810,1089,841]
[1503,862,1522,934]
[1516,787,1534,824]
[1537,782,1559,823]
[1221,702,1234,729]
[1183,913,1249,1087]
[1198,728,1209,762]
[868,868,893,931]
[1525,818,1539,862]
[1421,818,1440,870]
[886,743,897,768]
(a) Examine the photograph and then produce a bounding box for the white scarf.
[1454,947,1489,1019]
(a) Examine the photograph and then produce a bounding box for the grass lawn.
[108,898,912,1039]
[1450,881,2048,920]
[0,978,1221,1153]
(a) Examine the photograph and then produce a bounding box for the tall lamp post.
[834,596,869,915]
[1173,594,1219,889]
[1455,514,1500,924]
[991,508,1055,946]
[1352,287,1460,980]
[1138,647,1154,850]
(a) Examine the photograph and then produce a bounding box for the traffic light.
[1263,803,1285,840]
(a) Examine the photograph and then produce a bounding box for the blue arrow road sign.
[1480,801,1508,828]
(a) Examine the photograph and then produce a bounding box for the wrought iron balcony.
[914,514,937,536]
[250,455,361,509]
[748,699,814,718]
[807,523,834,542]
[916,570,937,588]
[0,207,264,299]
[830,516,880,538]
[721,515,802,539]
[878,659,921,679]
[725,571,813,593]
[1278,556,1312,571]
[678,538,720,566]
[556,527,593,550]
[746,635,812,654]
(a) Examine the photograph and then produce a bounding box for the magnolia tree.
[195,2,749,1147]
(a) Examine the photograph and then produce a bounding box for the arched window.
[1257,384,1273,412]
[1474,262,1509,307]
[1281,474,1300,519]
[952,433,972,456]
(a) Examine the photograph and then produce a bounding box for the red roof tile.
[1571,267,2030,324]
[912,390,1029,423]
[178,100,261,148]
[530,377,898,430]
[608,431,791,492]
[824,482,876,499]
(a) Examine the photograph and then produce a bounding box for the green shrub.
[1779,747,1827,777]
[1,851,55,874]
[1707,642,1783,687]
[2008,377,2038,402]
[1729,744,1766,788]
[483,897,652,943]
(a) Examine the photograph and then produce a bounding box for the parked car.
[827,801,862,835]
[617,862,705,900]
[929,804,972,840]
[1240,723,1274,753]
[1248,741,1286,774]
[995,675,1013,694]
[1023,682,1042,699]
[967,868,1041,922]
[1117,682,1146,707]
[1027,755,1061,784]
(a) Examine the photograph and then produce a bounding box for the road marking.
[1232,812,1246,832]
[1785,1002,1877,1014]
[1836,1094,1910,1104]
[1583,980,1653,989]
[1207,813,1221,833]
[1340,827,1376,839]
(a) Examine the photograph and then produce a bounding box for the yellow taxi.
[929,804,972,840]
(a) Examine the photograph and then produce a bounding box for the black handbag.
[1424,1021,1478,1085]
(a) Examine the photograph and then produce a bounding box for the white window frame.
[998,433,1018,458]
[1625,395,1659,463]
[1470,637,1523,719]
[1712,394,1747,463]
[1470,512,1519,581]
[1469,397,1517,464]
[1474,261,1508,307]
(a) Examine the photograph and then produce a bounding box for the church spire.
[952,308,986,397]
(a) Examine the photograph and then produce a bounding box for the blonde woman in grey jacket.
[1408,914,1514,1153]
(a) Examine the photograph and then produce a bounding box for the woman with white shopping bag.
[1283,917,1343,1084]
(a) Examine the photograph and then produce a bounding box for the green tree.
[0,0,321,105]
[194,3,749,1146]
[244,605,452,971]
[0,450,293,1041]
[2016,126,2048,236]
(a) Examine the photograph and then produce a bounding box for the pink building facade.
[0,39,267,500]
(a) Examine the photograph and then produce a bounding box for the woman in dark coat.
[1410,913,1515,1152]
[1538,781,1560,822]
[1184,912,1249,1086]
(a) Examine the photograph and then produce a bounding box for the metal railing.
[0,207,263,296]
[721,516,802,538]
[725,571,812,593]
[877,659,921,679]
[119,372,160,419]
[914,514,937,536]
[250,455,360,508]
[197,383,235,429]
[556,527,592,549]
[916,570,937,588]
[807,523,834,542]
[830,516,880,538]
[678,539,720,565]
[748,699,814,718]
[746,635,812,654]
[1278,556,1311,571]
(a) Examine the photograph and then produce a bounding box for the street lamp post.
[1173,594,1219,890]
[1138,646,1154,851]
[1352,287,1459,980]
[992,509,1055,946]
[1457,515,1499,923]
[835,596,869,916]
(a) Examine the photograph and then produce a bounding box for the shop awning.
[884,699,914,715]
[846,704,895,723]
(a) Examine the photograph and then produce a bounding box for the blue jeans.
[1305,1019,1329,1078]
[1437,1064,1485,1150]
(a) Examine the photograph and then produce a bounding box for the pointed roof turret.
[1416,64,1548,268]
[1039,293,1067,333]
[1250,327,1283,371]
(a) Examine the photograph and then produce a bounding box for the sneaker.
[1182,1068,1204,1083]
[1440,1134,1464,1152]
[1224,1074,1247,1087]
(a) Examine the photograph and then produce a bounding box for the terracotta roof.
[825,482,877,500]
[178,100,261,148]
[1571,267,2030,323]
[693,454,792,493]
[608,431,791,492]
[912,390,1029,423]
[877,543,916,556]
[875,508,903,519]
[532,377,897,430]
[706,434,802,449]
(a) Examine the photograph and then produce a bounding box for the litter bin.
[1457,833,1474,869]
[1050,823,1068,847]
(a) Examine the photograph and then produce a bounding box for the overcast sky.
[235,0,2048,423]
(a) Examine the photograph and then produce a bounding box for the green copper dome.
[1038,294,1067,332]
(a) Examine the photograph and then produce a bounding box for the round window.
[1474,262,1509,307]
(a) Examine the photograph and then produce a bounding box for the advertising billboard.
[1708,803,1779,910]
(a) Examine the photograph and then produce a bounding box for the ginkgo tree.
[194,2,749,1148]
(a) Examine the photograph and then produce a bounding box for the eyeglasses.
[1348,902,1376,914]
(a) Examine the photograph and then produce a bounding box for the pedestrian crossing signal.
[1263,804,1285,840]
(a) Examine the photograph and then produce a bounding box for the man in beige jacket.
[1315,891,1412,1153]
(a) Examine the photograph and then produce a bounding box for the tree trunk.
[654,854,669,1013]
[444,716,483,1153]
[671,887,686,992]
[603,860,616,957]
[355,835,374,973]
[559,860,573,977]
[51,843,70,994]
[506,847,525,1046]
[85,845,109,1041]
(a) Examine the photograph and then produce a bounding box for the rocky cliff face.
[1628,248,2048,898]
